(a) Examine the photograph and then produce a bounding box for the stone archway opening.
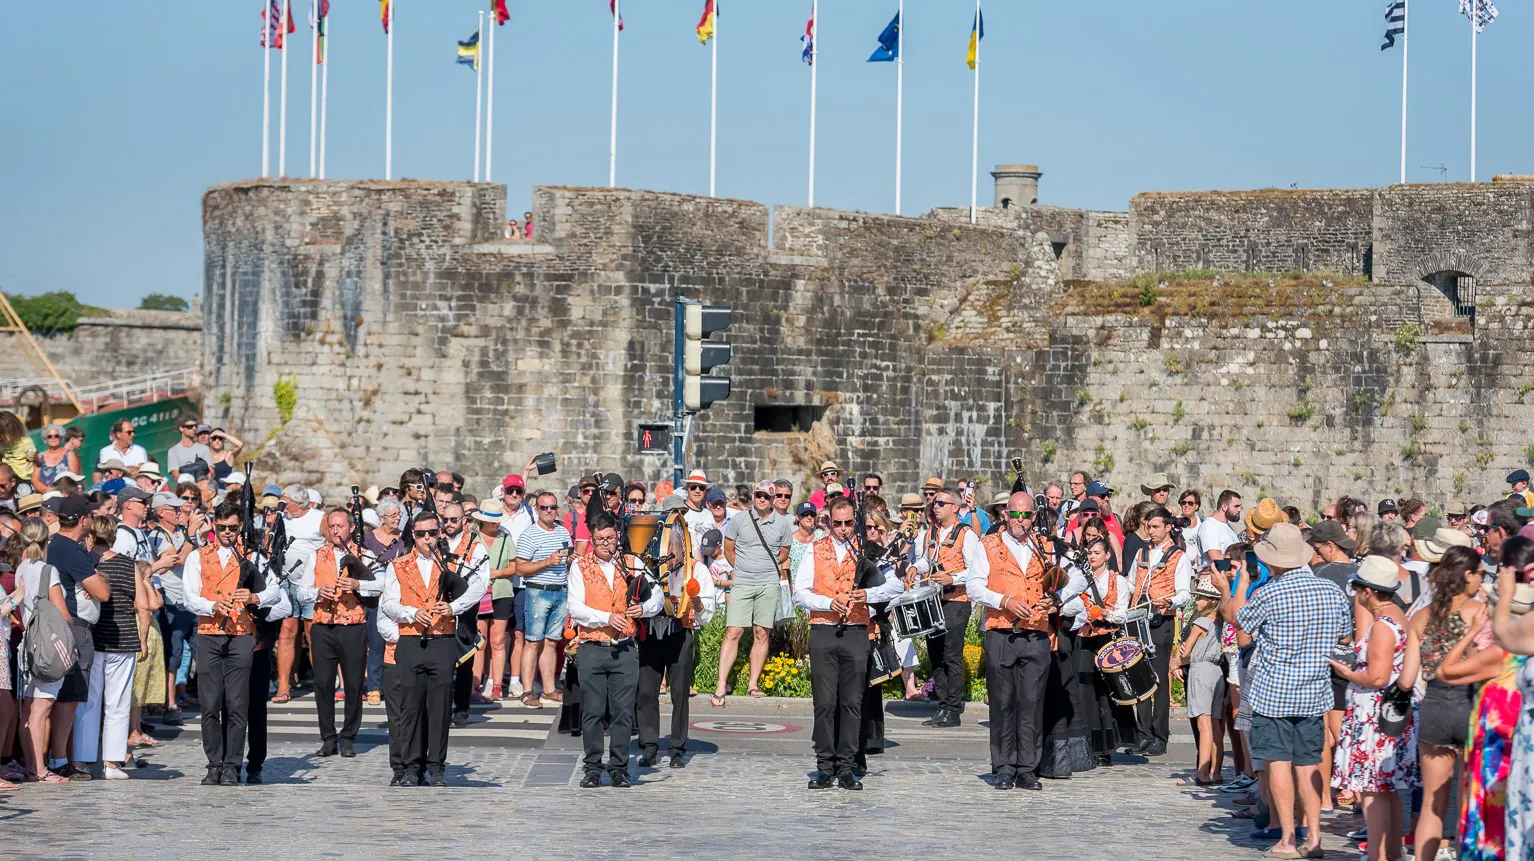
[1422,270,1476,325]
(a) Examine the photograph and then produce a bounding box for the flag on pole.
[868,12,900,62]
[610,0,624,31]
[697,0,717,45]
[967,9,984,70]
[310,0,329,64]
[261,0,296,48]
[1381,0,1406,49]
[381,0,391,33]
[458,29,481,70]
[1459,0,1497,32]
[801,7,815,65]
[491,0,510,25]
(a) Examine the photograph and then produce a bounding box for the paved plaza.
[1,695,1365,860]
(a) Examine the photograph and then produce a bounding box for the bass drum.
[656,510,694,619]
[1093,637,1158,706]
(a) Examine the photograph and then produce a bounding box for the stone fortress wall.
[200,169,1534,510]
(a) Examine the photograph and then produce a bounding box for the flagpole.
[279,0,290,177]
[969,2,981,224]
[1399,0,1407,184]
[262,4,272,178]
[386,0,395,180]
[610,0,621,188]
[319,9,329,179]
[895,0,903,215]
[709,4,718,198]
[474,14,484,182]
[486,18,496,183]
[1469,18,1477,182]
[309,1,318,178]
[808,0,818,208]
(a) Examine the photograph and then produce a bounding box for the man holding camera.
[516,491,574,709]
[1125,507,1194,756]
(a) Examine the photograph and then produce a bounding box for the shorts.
[523,586,567,642]
[725,583,780,629]
[492,595,517,622]
[1249,713,1325,767]
[284,582,315,621]
[1331,674,1349,713]
[1418,678,1477,749]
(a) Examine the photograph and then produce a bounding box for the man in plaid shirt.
[1217,523,1350,860]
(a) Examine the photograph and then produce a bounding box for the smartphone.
[1214,558,1232,572]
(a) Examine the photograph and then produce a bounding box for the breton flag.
[310,0,329,64]
[261,0,296,48]
[1381,0,1405,49]
[1459,0,1498,32]
[491,0,511,26]
[610,0,624,31]
[967,9,985,70]
[381,0,391,34]
[868,12,900,62]
[457,29,481,70]
[801,6,815,65]
[697,0,717,45]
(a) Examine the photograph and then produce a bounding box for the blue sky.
[0,1,1527,308]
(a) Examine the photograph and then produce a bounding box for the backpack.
[23,563,78,683]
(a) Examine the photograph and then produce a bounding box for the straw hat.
[1350,555,1402,593]
[1140,473,1175,495]
[898,492,924,511]
[1245,497,1285,535]
[921,476,944,492]
[1252,522,1311,569]
[1413,527,1474,563]
[472,499,505,524]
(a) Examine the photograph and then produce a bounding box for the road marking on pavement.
[690,720,802,734]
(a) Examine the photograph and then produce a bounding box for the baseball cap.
[262,483,282,498]
[1308,520,1357,554]
[700,528,724,556]
[705,488,728,506]
[100,477,127,495]
[99,458,127,473]
[307,488,322,506]
[824,482,845,499]
[795,502,817,517]
[117,487,153,505]
[502,474,526,491]
[753,479,775,496]
[45,495,92,519]
[1377,498,1398,515]
[1085,481,1113,498]
[151,491,183,510]
[194,424,213,435]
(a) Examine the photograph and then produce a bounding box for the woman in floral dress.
[1482,537,1534,861]
[1329,558,1416,861]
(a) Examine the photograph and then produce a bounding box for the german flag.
[696,0,716,44]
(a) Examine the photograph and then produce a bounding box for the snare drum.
[869,636,902,687]
[1093,637,1159,706]
[889,583,945,640]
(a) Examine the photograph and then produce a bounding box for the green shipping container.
[29,397,198,478]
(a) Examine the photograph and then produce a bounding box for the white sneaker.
[508,678,524,698]
[480,678,494,697]
[102,766,130,780]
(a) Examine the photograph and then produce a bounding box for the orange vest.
[384,641,396,665]
[451,530,476,562]
[312,544,367,626]
[979,533,1051,634]
[196,544,254,636]
[1079,569,1121,638]
[927,525,970,604]
[807,538,868,627]
[394,554,456,638]
[571,552,637,643]
[1132,543,1183,615]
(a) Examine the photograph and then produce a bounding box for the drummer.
[909,488,984,729]
[1059,535,1134,766]
[966,492,1056,790]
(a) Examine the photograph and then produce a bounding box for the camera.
[1214,558,1232,572]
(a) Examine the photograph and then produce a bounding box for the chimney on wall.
[991,164,1041,209]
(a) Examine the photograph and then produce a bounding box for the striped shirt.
[516,522,573,587]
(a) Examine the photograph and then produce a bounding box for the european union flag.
[868,12,900,62]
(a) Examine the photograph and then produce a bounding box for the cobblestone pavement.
[2,700,1364,860]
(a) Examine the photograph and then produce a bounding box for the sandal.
[0,777,18,791]
[271,693,291,704]
[710,694,727,709]
[33,771,68,784]
[129,734,158,747]
[905,691,928,702]
[749,688,766,698]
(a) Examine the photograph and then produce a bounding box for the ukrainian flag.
[457,29,481,70]
[967,9,985,70]
[697,0,717,44]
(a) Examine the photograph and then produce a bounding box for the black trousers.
[454,660,472,714]
[1134,616,1175,744]
[312,623,367,743]
[809,624,869,777]
[397,636,456,773]
[577,639,640,776]
[196,633,255,770]
[246,646,273,775]
[637,627,695,758]
[925,600,973,713]
[382,661,406,772]
[984,628,1052,779]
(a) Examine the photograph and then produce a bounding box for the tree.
[9,291,84,335]
[138,293,189,312]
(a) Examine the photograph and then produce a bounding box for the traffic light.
[683,303,732,410]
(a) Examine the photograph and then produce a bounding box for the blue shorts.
[514,588,529,634]
[523,587,568,642]
[284,582,315,621]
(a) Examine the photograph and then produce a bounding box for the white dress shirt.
[1058,566,1132,632]
[792,538,904,613]
[566,554,664,637]
[181,544,284,619]
[966,530,1039,611]
[1130,539,1194,610]
[294,542,387,606]
[380,551,489,625]
[675,560,720,629]
[911,523,984,586]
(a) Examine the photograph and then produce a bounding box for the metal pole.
[609,0,621,188]
[895,0,903,215]
[1470,20,1477,182]
[262,3,271,178]
[319,4,329,178]
[709,5,718,198]
[309,0,317,178]
[385,0,394,180]
[279,0,290,177]
[807,0,817,207]
[672,298,686,486]
[969,1,980,224]
[1399,0,1407,184]
[474,13,483,182]
[486,18,496,182]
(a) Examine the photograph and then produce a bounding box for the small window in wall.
[1423,270,1476,324]
[754,405,825,433]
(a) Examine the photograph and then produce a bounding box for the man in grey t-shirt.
[712,480,792,704]
[165,418,213,481]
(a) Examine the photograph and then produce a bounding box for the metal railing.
[0,368,196,413]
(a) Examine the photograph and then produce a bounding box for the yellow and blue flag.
[967,9,984,70]
[868,11,900,62]
[457,29,481,70]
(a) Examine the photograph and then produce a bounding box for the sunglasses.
[215,523,242,533]
[121,430,136,436]
[181,424,196,430]
[405,483,424,490]
[442,516,462,523]
[505,487,524,495]
[932,500,954,508]
[774,493,791,500]
[536,504,559,511]
[753,493,771,501]
[413,529,441,537]
[708,501,726,508]
[1005,510,1035,520]
[1180,500,1197,507]
[831,518,856,527]
[627,496,645,504]
[43,434,61,440]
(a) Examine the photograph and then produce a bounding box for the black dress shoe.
[837,772,863,791]
[451,711,470,729]
[610,771,633,788]
[398,770,420,787]
[668,755,686,769]
[930,711,960,728]
[316,739,338,757]
[579,772,602,789]
[427,768,447,787]
[1144,739,1167,757]
[245,771,263,785]
[339,739,356,758]
[1098,753,1113,767]
[1017,774,1043,790]
[201,768,222,786]
[416,771,430,786]
[389,770,404,787]
[921,708,946,727]
[807,771,834,790]
[994,775,1014,791]
[1132,737,1154,755]
[866,746,884,756]
[221,767,241,786]
[637,750,657,768]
